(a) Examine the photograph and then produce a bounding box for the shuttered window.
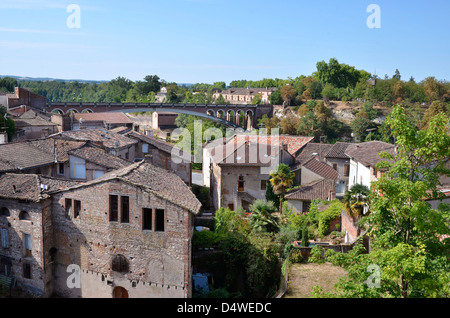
[1,229,9,249]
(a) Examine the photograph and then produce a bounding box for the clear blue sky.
[0,0,449,84]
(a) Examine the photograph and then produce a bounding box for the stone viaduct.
[45,102,274,131]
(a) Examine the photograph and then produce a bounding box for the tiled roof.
[0,140,56,172]
[345,141,396,168]
[295,143,333,165]
[68,144,132,169]
[302,157,339,181]
[51,129,137,149]
[217,141,281,167]
[54,161,201,214]
[74,112,132,125]
[285,179,336,201]
[232,134,313,156]
[126,131,194,161]
[325,142,352,159]
[0,174,79,202]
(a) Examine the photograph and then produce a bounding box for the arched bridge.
[45,102,274,131]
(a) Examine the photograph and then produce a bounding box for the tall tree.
[269,164,295,213]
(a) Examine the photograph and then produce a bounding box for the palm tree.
[249,200,279,233]
[343,184,370,217]
[269,164,295,213]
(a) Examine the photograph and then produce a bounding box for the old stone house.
[285,179,337,213]
[204,135,295,211]
[0,161,201,298]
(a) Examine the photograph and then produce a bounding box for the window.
[1,229,9,249]
[109,195,119,222]
[142,208,152,230]
[155,209,165,232]
[238,175,245,192]
[65,199,72,219]
[0,207,9,217]
[24,233,32,257]
[70,156,86,179]
[302,201,311,213]
[333,163,338,171]
[121,196,129,223]
[74,200,81,219]
[142,143,149,154]
[260,180,267,191]
[373,167,377,177]
[344,164,350,177]
[93,170,105,179]
[19,211,31,221]
[23,263,32,279]
[58,163,65,175]
[0,257,12,276]
[111,254,129,273]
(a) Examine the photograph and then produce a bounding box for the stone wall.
[51,179,194,298]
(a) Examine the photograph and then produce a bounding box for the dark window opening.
[65,199,72,219]
[23,263,31,279]
[238,175,245,192]
[111,254,129,273]
[121,196,129,223]
[0,208,10,217]
[109,195,118,222]
[155,209,165,232]
[58,163,65,175]
[143,208,152,230]
[344,164,350,177]
[74,200,81,219]
[19,211,31,221]
[260,180,267,191]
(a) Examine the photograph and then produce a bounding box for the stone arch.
[111,254,129,273]
[81,108,94,113]
[51,108,65,115]
[19,211,31,221]
[0,207,10,217]
[67,109,80,115]
[216,109,225,119]
[206,109,215,117]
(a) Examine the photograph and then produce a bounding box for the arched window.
[19,211,31,221]
[111,254,129,273]
[0,208,10,217]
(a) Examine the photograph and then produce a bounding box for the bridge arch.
[51,108,65,115]
[81,108,94,113]
[206,109,216,117]
[66,108,80,114]
[110,108,243,129]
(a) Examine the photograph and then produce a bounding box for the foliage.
[248,200,279,233]
[0,106,16,140]
[313,106,450,298]
[343,184,370,217]
[269,164,295,213]
[317,200,344,238]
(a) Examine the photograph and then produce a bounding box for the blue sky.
[0,0,449,84]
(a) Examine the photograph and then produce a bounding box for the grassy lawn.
[283,262,347,298]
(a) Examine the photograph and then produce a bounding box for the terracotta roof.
[73,112,132,125]
[0,140,56,172]
[295,143,333,165]
[285,179,336,201]
[126,131,193,161]
[51,129,137,149]
[232,134,313,157]
[0,174,79,202]
[53,161,201,214]
[302,157,339,181]
[345,141,396,167]
[68,144,132,169]
[217,141,282,167]
[325,142,352,159]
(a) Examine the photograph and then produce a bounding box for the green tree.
[269,164,295,213]
[420,100,449,129]
[248,200,279,233]
[343,184,370,217]
[314,105,450,298]
[280,84,297,106]
[268,89,283,105]
[0,106,16,141]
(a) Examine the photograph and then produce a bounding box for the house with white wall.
[345,141,396,189]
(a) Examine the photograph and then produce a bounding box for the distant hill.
[0,75,108,84]
[1,75,194,87]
